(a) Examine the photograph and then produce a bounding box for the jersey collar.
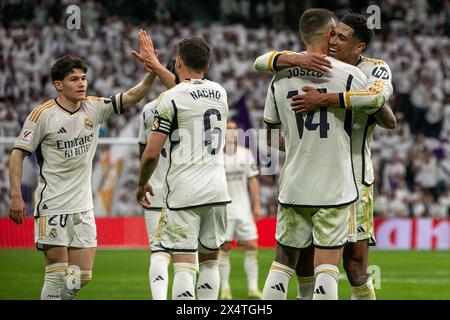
[54,98,80,115]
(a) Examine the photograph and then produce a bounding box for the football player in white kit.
[8,32,157,300]
[219,119,263,300]
[138,59,179,299]
[260,9,368,300]
[254,13,396,300]
[137,36,230,300]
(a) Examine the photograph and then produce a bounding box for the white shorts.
[276,204,350,249]
[144,208,166,252]
[160,205,227,253]
[225,218,258,243]
[34,210,97,250]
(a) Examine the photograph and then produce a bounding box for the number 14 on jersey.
[287,89,330,139]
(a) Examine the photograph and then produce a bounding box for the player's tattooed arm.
[373,103,396,129]
[254,50,331,73]
[8,149,27,225]
[132,30,177,89]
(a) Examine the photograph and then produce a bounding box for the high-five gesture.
[132,29,160,72]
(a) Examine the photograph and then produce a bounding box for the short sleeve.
[13,112,46,155]
[152,93,174,135]
[88,94,124,124]
[138,109,148,145]
[263,78,281,125]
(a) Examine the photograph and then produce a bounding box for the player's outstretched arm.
[291,60,394,114]
[373,103,396,129]
[254,50,331,74]
[121,72,156,110]
[132,30,177,89]
[8,149,27,225]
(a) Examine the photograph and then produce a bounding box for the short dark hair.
[51,55,87,82]
[340,13,373,46]
[165,59,180,84]
[178,36,211,71]
[299,8,334,44]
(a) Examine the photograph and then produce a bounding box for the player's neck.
[306,43,328,55]
[56,94,82,112]
[178,68,204,82]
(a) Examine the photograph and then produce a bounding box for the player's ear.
[53,80,63,92]
[355,42,366,55]
[202,64,209,74]
[176,56,183,70]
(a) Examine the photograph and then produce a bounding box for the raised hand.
[132,30,160,71]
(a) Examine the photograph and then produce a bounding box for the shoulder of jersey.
[207,79,227,94]
[360,56,390,68]
[329,56,366,77]
[83,95,113,108]
[28,99,56,123]
[143,99,158,114]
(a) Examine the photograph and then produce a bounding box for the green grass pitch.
[1,249,449,300]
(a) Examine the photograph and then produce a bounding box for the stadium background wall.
[1,217,448,250]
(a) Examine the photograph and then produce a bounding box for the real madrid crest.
[152,116,160,130]
[84,117,94,130]
[49,228,58,240]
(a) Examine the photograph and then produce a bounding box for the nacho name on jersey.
[56,132,94,158]
[189,88,222,100]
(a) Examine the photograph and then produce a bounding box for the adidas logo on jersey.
[57,127,67,134]
[271,283,285,293]
[357,226,366,233]
[177,291,193,298]
[153,275,164,283]
[314,286,326,295]
[197,283,213,290]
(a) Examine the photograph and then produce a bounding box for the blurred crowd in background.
[1,0,450,218]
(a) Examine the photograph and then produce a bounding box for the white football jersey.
[14,95,124,216]
[264,57,367,206]
[352,56,394,187]
[224,145,259,220]
[152,79,231,209]
[138,99,169,209]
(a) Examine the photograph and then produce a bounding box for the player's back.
[156,79,231,209]
[266,56,367,206]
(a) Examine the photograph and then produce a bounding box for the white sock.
[219,251,231,291]
[197,260,220,300]
[262,261,294,300]
[296,275,315,300]
[60,267,92,300]
[172,262,196,300]
[244,250,259,293]
[41,263,68,300]
[149,252,171,300]
[351,277,376,300]
[313,264,339,300]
